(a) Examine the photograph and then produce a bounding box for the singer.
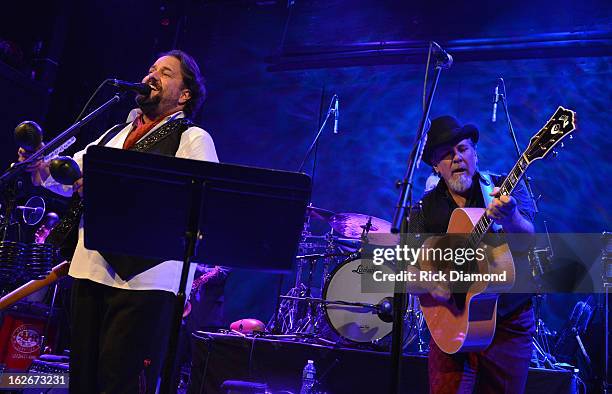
[17,50,218,392]
[409,115,535,393]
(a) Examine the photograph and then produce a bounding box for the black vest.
[98,117,194,156]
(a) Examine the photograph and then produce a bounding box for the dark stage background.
[1,0,610,338]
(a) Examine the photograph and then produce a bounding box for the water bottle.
[299,359,316,394]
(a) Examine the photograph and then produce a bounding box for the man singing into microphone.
[18,50,217,392]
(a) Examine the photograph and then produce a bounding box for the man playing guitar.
[412,115,536,393]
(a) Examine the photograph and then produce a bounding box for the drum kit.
[0,196,57,287]
[270,204,428,353]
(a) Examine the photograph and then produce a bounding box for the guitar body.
[418,208,515,354]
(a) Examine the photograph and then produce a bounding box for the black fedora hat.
[422,115,479,166]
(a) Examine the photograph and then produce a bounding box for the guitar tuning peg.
[560,142,565,148]
[569,134,573,140]
[551,150,559,158]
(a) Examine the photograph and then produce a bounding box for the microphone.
[377,297,393,323]
[16,206,45,216]
[492,82,500,122]
[431,42,453,68]
[108,79,152,95]
[333,96,339,134]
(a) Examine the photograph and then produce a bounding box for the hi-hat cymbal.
[305,205,335,222]
[329,213,399,245]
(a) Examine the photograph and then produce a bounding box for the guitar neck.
[190,266,220,293]
[469,154,530,246]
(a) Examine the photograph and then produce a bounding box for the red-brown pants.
[428,303,536,394]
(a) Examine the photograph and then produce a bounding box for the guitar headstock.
[524,106,577,164]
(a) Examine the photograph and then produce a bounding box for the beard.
[135,90,162,117]
[446,172,473,194]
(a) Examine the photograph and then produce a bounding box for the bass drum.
[322,256,426,346]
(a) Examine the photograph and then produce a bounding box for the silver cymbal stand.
[311,231,339,333]
[268,218,311,334]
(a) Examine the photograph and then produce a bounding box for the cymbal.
[329,213,400,246]
[305,205,335,222]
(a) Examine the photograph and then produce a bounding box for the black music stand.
[82,146,311,393]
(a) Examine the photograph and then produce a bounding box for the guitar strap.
[479,171,502,232]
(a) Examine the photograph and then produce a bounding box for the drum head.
[323,257,396,343]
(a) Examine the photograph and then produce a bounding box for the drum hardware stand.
[291,226,330,335]
[269,218,311,334]
[390,41,452,394]
[405,295,427,354]
[0,184,20,243]
[293,248,350,336]
[312,231,342,334]
[529,223,558,369]
[299,240,320,333]
[531,292,557,369]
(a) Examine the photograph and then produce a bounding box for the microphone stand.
[298,94,338,173]
[497,79,538,213]
[389,43,451,394]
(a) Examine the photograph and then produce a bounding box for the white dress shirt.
[43,110,218,294]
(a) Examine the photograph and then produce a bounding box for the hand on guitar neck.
[486,187,534,234]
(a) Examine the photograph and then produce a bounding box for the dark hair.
[160,49,206,118]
